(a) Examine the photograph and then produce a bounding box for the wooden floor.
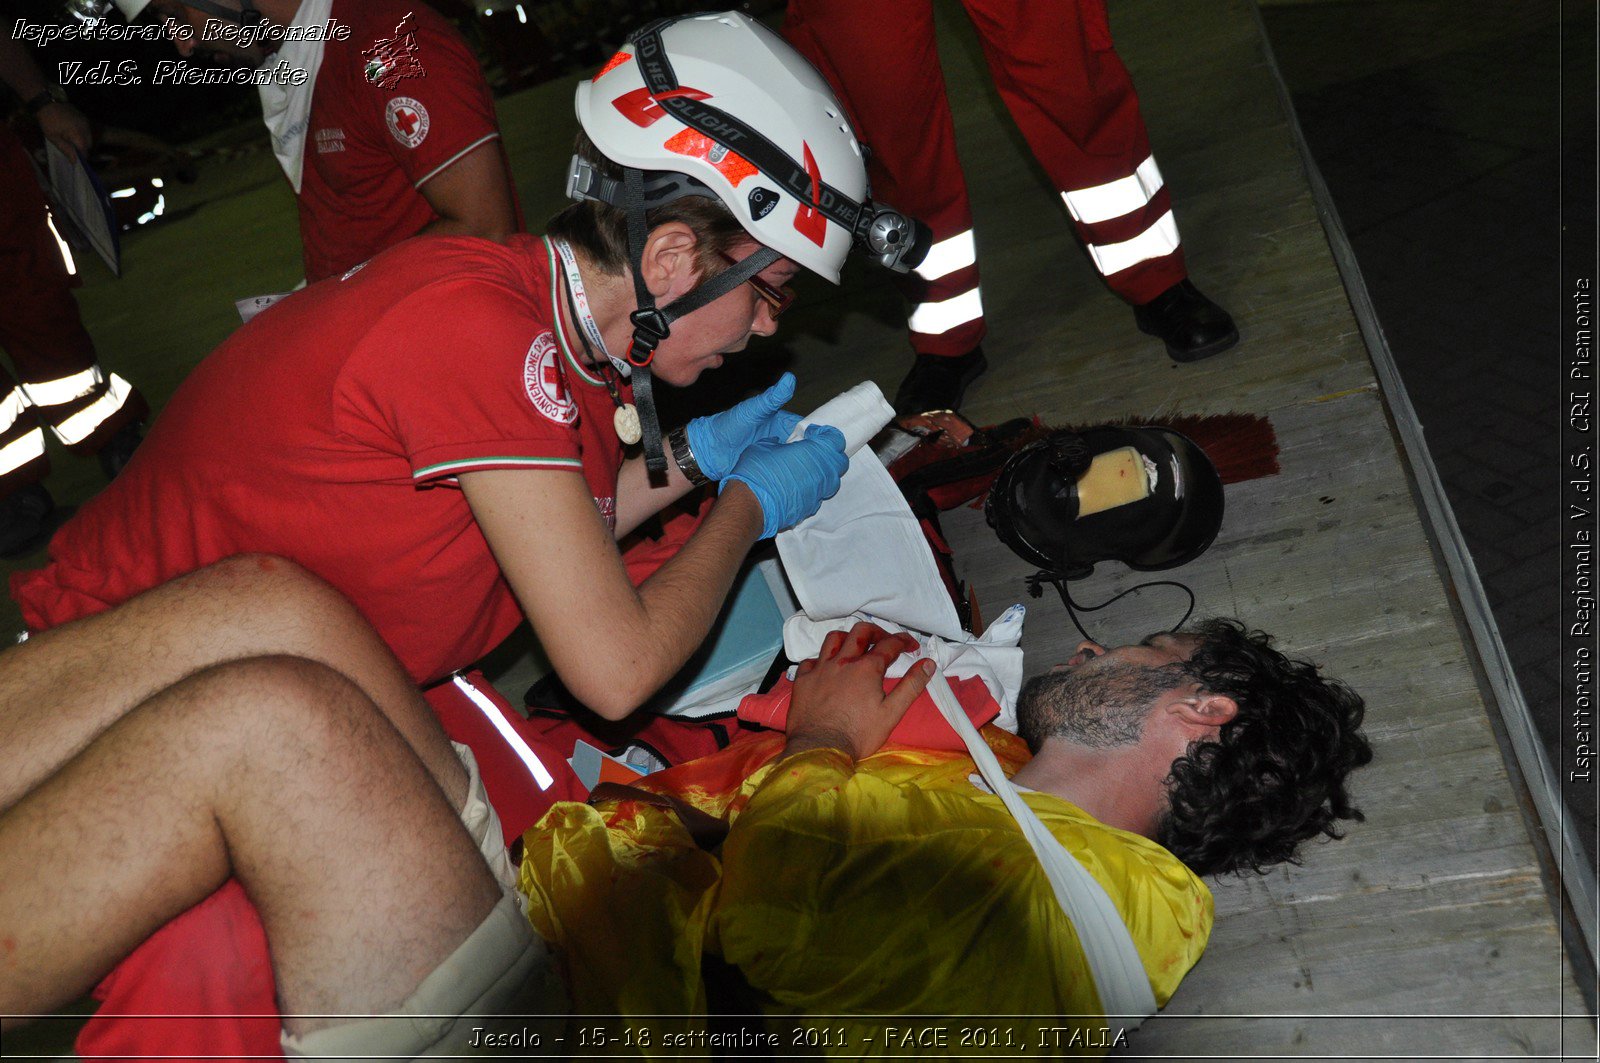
[4,0,1591,1058]
[837,0,1592,1057]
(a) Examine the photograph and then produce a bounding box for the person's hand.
[782,622,937,762]
[720,423,847,538]
[37,101,92,158]
[685,372,803,482]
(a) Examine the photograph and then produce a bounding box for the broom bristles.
[1044,412,1280,485]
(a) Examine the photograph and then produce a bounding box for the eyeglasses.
[718,252,795,319]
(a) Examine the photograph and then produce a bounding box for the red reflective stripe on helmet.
[655,86,711,102]
[612,85,710,128]
[792,141,826,248]
[594,50,632,80]
[664,129,758,187]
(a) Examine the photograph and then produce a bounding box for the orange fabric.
[736,672,999,751]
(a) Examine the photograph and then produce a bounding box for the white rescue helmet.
[566,11,929,477]
[570,11,925,284]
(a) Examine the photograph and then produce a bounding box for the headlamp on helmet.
[855,204,931,274]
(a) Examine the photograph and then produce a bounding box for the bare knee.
[166,656,393,768]
[191,556,361,629]
[178,557,398,669]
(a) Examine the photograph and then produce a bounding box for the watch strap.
[25,86,65,115]
[667,426,711,487]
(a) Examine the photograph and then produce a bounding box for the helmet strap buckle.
[627,308,670,367]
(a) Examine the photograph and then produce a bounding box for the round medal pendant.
[614,403,642,446]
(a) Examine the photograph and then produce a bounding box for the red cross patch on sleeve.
[385,97,431,149]
[523,333,578,425]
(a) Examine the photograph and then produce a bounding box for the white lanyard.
[552,239,630,378]
[546,239,642,446]
[258,0,332,193]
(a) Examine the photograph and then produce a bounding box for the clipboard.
[44,142,122,277]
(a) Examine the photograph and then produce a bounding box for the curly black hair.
[1155,619,1373,877]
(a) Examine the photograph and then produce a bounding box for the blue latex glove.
[685,372,804,483]
[722,424,849,539]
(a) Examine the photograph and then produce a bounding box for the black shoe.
[893,347,989,417]
[1133,280,1239,363]
[98,420,143,481]
[0,483,54,558]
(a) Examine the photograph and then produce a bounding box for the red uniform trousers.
[784,0,1189,358]
[0,125,146,496]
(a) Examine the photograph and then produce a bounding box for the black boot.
[1133,280,1239,363]
[0,483,54,558]
[98,420,143,481]
[893,347,988,417]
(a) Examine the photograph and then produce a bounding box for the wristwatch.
[667,426,711,487]
[24,85,67,116]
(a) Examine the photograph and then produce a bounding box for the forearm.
[779,729,859,763]
[613,444,699,537]
[613,484,764,699]
[466,467,764,719]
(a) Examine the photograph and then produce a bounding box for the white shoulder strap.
[923,655,1159,1024]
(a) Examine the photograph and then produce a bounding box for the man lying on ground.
[520,619,1373,1051]
[0,556,558,1057]
[1,561,1369,1056]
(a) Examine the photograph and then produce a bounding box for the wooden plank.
[902,0,1590,1052]
[0,0,1577,1051]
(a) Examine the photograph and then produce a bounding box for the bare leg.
[0,655,498,1035]
[0,555,466,812]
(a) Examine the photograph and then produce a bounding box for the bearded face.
[1016,659,1195,753]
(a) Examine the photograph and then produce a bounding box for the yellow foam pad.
[1075,446,1151,517]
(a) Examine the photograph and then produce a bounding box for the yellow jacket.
[520,730,1212,1056]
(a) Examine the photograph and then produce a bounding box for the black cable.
[1025,573,1196,645]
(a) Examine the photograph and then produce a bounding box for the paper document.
[235,292,293,323]
[44,143,120,277]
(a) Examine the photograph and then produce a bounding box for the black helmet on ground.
[984,425,1225,579]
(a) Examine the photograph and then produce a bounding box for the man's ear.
[1172,692,1238,729]
[638,222,701,300]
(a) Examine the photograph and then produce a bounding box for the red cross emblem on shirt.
[542,361,569,403]
[384,96,430,148]
[523,334,577,425]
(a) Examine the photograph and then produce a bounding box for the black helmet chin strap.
[621,165,781,477]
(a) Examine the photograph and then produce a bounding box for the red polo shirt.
[299,0,510,281]
[13,234,627,685]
